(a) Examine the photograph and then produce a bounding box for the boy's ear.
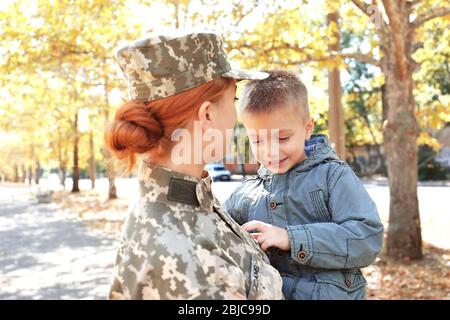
[197,101,213,129]
[305,118,315,140]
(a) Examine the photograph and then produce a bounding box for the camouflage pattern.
[109,160,283,300]
[116,33,269,101]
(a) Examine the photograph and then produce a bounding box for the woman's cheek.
[224,109,237,142]
[230,107,237,126]
[224,127,233,156]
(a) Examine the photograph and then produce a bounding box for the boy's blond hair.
[239,70,310,121]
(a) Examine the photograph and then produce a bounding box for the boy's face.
[241,105,314,174]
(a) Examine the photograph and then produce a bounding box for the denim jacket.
[223,134,384,300]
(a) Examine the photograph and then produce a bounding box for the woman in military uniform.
[105,33,283,300]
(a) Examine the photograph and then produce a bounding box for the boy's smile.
[268,157,289,168]
[241,104,314,174]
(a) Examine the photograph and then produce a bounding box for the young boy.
[223,70,384,300]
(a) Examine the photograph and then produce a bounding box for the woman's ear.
[197,101,213,129]
[305,118,315,140]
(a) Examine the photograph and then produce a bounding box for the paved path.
[0,184,116,300]
[1,178,448,299]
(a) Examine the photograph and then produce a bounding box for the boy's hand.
[242,220,290,252]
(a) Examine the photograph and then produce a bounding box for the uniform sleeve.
[109,213,248,300]
[141,239,247,300]
[285,164,384,269]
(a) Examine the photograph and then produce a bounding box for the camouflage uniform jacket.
[109,160,284,300]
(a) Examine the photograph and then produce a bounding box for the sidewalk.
[0,184,116,299]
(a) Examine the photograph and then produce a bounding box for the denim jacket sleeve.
[223,188,246,226]
[285,164,384,269]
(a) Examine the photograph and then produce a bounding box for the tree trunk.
[72,110,80,193]
[381,84,389,125]
[57,134,67,188]
[103,76,117,199]
[60,166,66,189]
[383,69,422,259]
[380,84,389,176]
[173,0,180,29]
[327,11,346,159]
[22,164,27,184]
[106,156,117,199]
[381,1,422,259]
[14,164,19,182]
[28,165,33,185]
[88,131,96,190]
[34,160,40,185]
[362,114,387,175]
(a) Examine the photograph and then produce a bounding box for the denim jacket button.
[269,201,277,209]
[297,250,307,260]
[345,279,352,287]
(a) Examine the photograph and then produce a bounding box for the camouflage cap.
[116,32,269,101]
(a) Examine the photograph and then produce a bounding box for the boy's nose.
[264,141,281,159]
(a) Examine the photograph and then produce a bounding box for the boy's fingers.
[249,232,262,239]
[242,220,263,229]
[261,238,274,251]
[242,221,267,233]
[258,237,268,246]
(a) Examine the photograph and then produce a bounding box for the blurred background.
[0,0,449,300]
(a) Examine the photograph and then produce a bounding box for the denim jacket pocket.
[309,190,331,222]
[232,196,254,224]
[312,269,367,300]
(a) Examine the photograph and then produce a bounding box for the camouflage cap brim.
[115,32,270,101]
[222,69,269,81]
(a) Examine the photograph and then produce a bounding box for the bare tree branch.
[238,42,311,56]
[236,41,381,67]
[340,53,381,66]
[350,0,372,17]
[412,7,450,28]
[382,0,409,79]
[350,0,388,31]
[406,0,421,9]
[263,52,380,67]
[230,1,254,29]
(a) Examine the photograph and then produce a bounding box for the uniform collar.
[137,160,215,212]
